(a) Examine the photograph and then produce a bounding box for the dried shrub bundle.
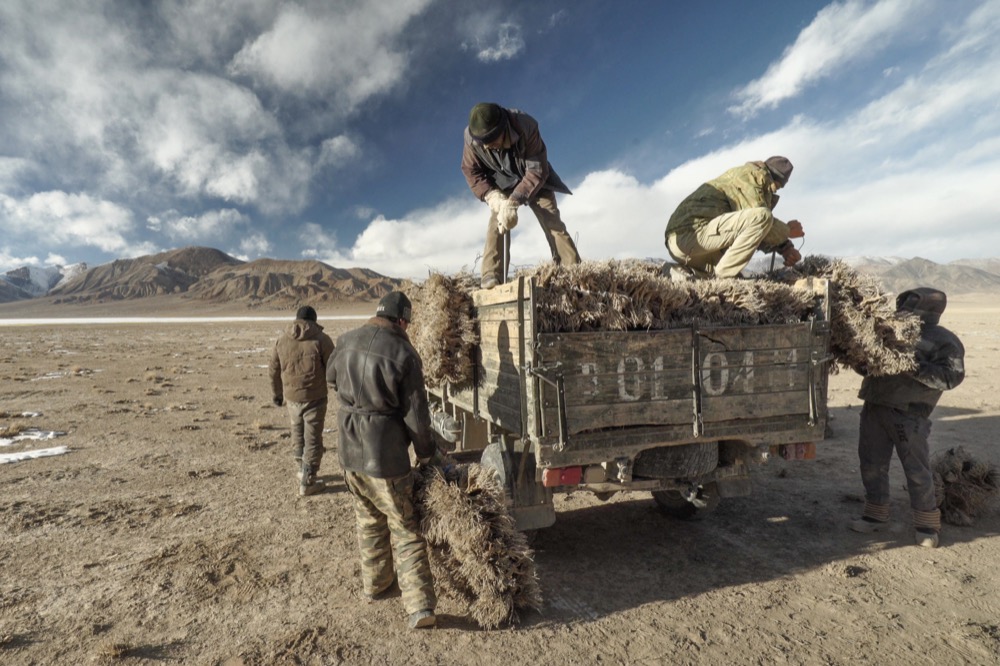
[529,259,814,332]
[774,256,921,376]
[409,257,920,385]
[414,462,541,629]
[932,446,1000,526]
[408,272,479,386]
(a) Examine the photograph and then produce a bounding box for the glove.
[273,396,283,407]
[497,199,519,233]
[484,189,507,215]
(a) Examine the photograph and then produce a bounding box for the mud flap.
[481,441,555,531]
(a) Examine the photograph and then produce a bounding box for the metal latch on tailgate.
[526,362,569,452]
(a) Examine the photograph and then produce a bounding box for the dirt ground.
[1,294,998,665]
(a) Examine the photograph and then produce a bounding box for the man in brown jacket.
[462,102,581,289]
[269,305,335,496]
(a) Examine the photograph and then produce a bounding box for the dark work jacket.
[461,107,571,205]
[859,323,965,417]
[327,317,434,478]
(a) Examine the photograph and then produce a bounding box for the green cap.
[468,103,506,143]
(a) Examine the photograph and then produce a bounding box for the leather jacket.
[327,317,434,478]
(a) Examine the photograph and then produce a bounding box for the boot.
[915,528,939,548]
[299,464,325,496]
[850,516,888,533]
[407,609,436,629]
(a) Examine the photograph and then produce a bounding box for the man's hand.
[787,220,804,238]
[272,396,283,407]
[484,189,507,215]
[497,200,519,233]
[781,243,802,267]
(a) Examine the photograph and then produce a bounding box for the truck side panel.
[536,323,827,438]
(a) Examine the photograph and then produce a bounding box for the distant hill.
[50,247,244,303]
[186,257,405,306]
[844,256,1000,295]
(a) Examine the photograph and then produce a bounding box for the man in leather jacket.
[327,291,437,629]
[850,288,965,548]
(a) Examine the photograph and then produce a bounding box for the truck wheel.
[633,442,719,479]
[651,482,721,520]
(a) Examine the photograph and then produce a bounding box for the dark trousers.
[858,402,937,513]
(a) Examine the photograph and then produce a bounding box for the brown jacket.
[461,107,571,205]
[269,319,335,403]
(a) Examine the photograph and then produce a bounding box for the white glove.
[484,189,507,215]
[497,200,519,233]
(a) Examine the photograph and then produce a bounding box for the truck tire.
[633,442,719,479]
[651,482,721,520]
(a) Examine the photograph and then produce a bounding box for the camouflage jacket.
[666,161,790,244]
[859,324,965,417]
[461,107,571,205]
[268,319,335,403]
[327,317,434,479]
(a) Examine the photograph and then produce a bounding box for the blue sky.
[1,0,999,280]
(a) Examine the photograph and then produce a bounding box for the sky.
[1,0,999,280]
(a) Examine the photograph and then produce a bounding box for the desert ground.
[1,293,998,665]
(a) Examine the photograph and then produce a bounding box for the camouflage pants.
[482,188,581,282]
[286,398,327,471]
[858,402,939,517]
[667,207,783,278]
[344,470,436,615]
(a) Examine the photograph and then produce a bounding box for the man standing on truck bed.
[665,156,804,278]
[850,288,965,548]
[462,102,581,289]
[327,291,438,629]
[269,305,335,496]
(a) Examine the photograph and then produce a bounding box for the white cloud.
[477,23,525,63]
[0,248,41,273]
[0,0,428,225]
[318,135,361,169]
[238,233,272,257]
[228,0,433,109]
[729,0,931,118]
[0,191,155,256]
[147,208,250,242]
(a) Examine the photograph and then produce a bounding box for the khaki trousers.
[667,207,783,278]
[482,189,580,282]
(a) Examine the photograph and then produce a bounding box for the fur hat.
[295,305,317,322]
[377,291,412,321]
[764,156,794,185]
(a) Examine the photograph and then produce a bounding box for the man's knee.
[731,207,774,236]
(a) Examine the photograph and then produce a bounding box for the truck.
[427,275,832,531]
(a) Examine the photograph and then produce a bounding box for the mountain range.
[1,247,998,307]
[0,246,406,307]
